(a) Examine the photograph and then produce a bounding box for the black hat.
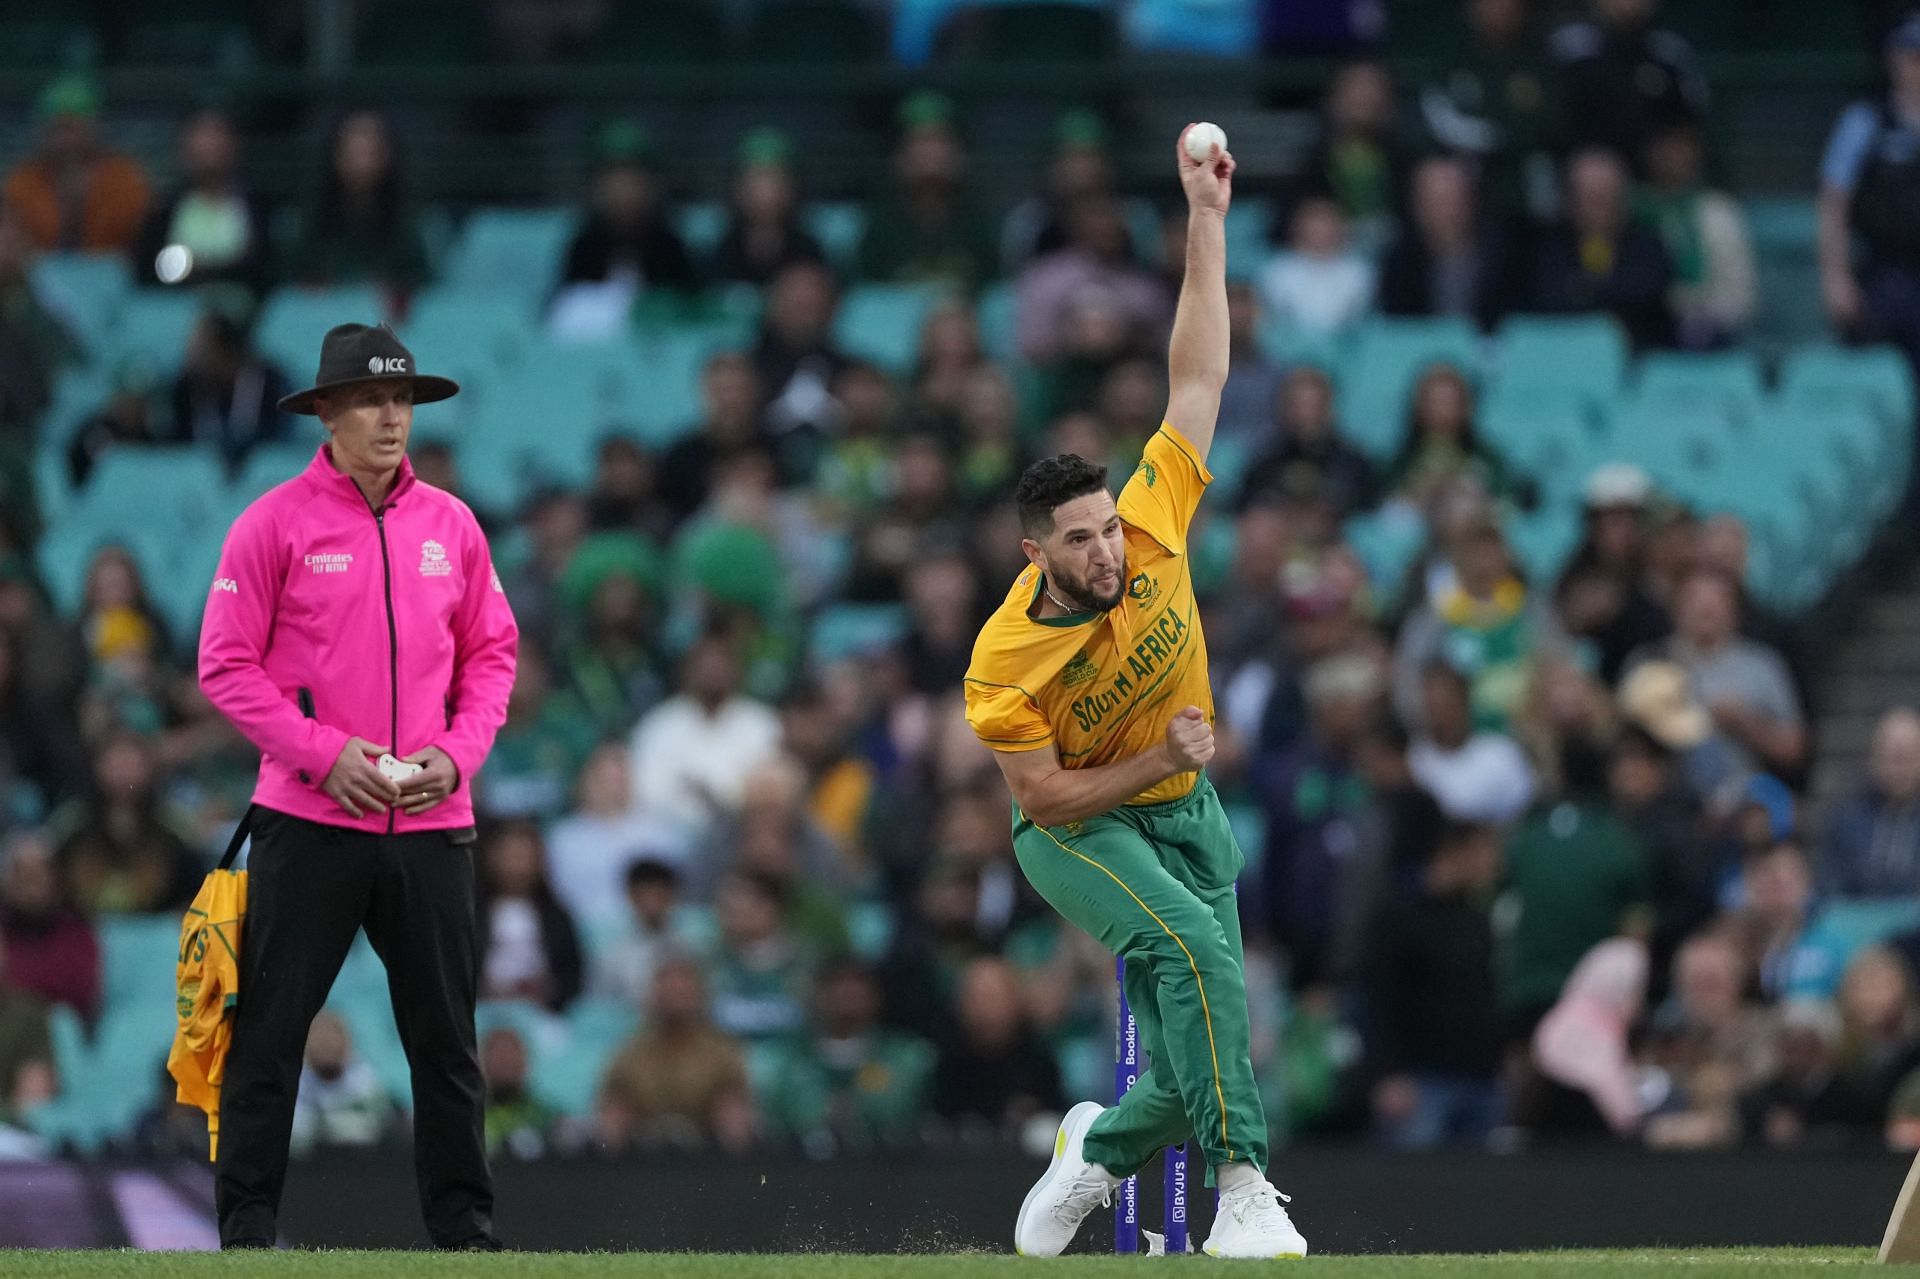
[277,322,459,416]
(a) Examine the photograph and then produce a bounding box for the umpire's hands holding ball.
[396,746,458,815]
[1163,706,1215,772]
[324,738,402,818]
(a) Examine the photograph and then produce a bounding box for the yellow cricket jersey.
[964,423,1214,807]
[169,866,246,1160]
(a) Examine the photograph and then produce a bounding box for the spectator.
[1382,363,1519,510]
[1819,15,1920,361]
[900,549,982,700]
[1616,658,1741,804]
[163,311,293,472]
[480,1026,556,1160]
[0,626,87,820]
[67,360,165,489]
[813,360,903,520]
[1731,840,1851,1003]
[1627,567,1807,783]
[712,127,825,288]
[1235,365,1379,520]
[1394,512,1553,735]
[1364,821,1505,1149]
[0,947,54,1127]
[1824,707,1920,899]
[1529,937,1649,1136]
[1408,662,1535,825]
[856,92,998,293]
[703,870,820,1046]
[759,959,936,1146]
[287,111,431,293]
[1636,121,1757,349]
[588,858,692,1007]
[4,75,150,254]
[0,557,81,719]
[909,302,989,432]
[1298,61,1411,244]
[134,107,270,296]
[1740,1000,1880,1146]
[1500,736,1653,1032]
[556,532,668,739]
[1257,195,1376,338]
[1549,0,1707,165]
[476,819,583,1013]
[582,437,668,540]
[659,353,770,529]
[1015,194,1169,367]
[500,489,587,656]
[474,639,597,822]
[1608,726,1714,992]
[1003,108,1122,268]
[596,954,755,1151]
[1341,715,1450,956]
[1639,931,1776,1148]
[1378,155,1515,330]
[715,755,855,941]
[950,365,1023,510]
[0,211,81,438]
[628,629,782,842]
[1836,945,1920,1108]
[549,743,686,931]
[1418,0,1559,219]
[1524,148,1676,348]
[0,830,99,1022]
[754,261,850,450]
[929,955,1064,1130]
[289,1010,398,1155]
[1694,513,1807,695]
[1554,464,1671,683]
[558,120,698,297]
[47,732,200,915]
[1198,282,1283,457]
[881,858,1000,1043]
[1510,652,1618,795]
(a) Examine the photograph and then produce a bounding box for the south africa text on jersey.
[1068,608,1192,733]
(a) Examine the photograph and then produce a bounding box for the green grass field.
[0,1250,1880,1277]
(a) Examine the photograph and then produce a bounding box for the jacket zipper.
[375,505,398,834]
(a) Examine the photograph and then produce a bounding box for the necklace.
[1043,581,1082,616]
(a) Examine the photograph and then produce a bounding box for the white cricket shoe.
[1014,1101,1120,1256]
[1203,1177,1309,1260]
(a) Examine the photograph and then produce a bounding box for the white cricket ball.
[1185,122,1227,163]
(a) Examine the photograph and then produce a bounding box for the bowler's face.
[321,379,413,477]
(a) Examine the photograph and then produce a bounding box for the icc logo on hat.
[367,355,409,375]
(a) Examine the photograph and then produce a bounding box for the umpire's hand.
[324,738,403,818]
[397,746,459,816]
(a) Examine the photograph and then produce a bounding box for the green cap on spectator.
[1054,107,1109,153]
[738,126,793,170]
[561,532,665,614]
[37,74,101,123]
[674,521,783,619]
[594,119,657,170]
[897,90,957,135]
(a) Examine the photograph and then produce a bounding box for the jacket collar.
[303,442,419,510]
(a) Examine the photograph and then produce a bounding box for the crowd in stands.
[5,0,1920,1162]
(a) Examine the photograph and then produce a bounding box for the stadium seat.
[254,287,390,379]
[808,603,909,666]
[1341,508,1427,612]
[1478,393,1597,505]
[976,281,1019,364]
[230,441,322,508]
[106,289,206,376]
[444,208,576,300]
[1334,317,1484,462]
[1491,315,1628,406]
[1633,351,1767,419]
[1778,344,1917,465]
[672,202,729,264]
[802,203,867,272]
[1125,0,1257,55]
[833,284,955,374]
[464,343,650,510]
[626,326,736,447]
[29,253,130,352]
[1815,899,1920,956]
[1507,507,1582,585]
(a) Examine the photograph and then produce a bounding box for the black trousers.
[215,806,494,1248]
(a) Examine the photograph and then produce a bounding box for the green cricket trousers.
[1011,775,1268,1177]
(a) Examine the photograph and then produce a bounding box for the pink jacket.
[199,444,518,832]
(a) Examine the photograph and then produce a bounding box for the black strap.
[217,805,255,871]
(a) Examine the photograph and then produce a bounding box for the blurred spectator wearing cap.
[1363,820,1506,1149]
[555,531,667,738]
[628,629,781,844]
[1739,999,1879,1147]
[134,107,271,298]
[1549,0,1707,166]
[712,127,825,289]
[1297,61,1412,246]
[1500,736,1653,1035]
[754,260,851,448]
[559,120,697,295]
[1817,14,1920,358]
[476,819,583,1013]
[0,829,99,1022]
[1554,464,1670,683]
[856,92,998,294]
[1377,155,1516,331]
[1729,839,1851,1003]
[1625,566,1807,783]
[4,75,150,253]
[759,958,935,1147]
[1608,726,1712,994]
[1393,513,1553,737]
[162,311,293,472]
[659,353,771,530]
[1823,708,1920,899]
[1003,108,1122,269]
[475,637,598,823]
[1409,662,1534,825]
[1636,121,1756,350]
[1258,195,1375,339]
[1015,190,1168,368]
[288,110,431,293]
[1418,0,1559,220]
[1524,148,1676,349]
[596,954,755,1152]
[1616,659,1738,802]
[929,955,1063,1132]
[1236,366,1378,521]
[1383,364,1520,511]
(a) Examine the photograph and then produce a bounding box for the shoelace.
[1224,1181,1294,1223]
[1052,1171,1116,1226]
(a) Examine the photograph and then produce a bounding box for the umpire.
[198,323,518,1250]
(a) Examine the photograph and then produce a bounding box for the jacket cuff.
[299,726,351,788]
[431,740,470,792]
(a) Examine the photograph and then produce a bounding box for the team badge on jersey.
[1128,572,1160,604]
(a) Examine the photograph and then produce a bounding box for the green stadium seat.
[1223,199,1274,278]
[1341,508,1427,612]
[254,287,389,380]
[627,326,737,447]
[101,915,182,1013]
[464,343,649,510]
[1508,507,1582,585]
[445,209,576,299]
[802,203,867,272]
[976,281,1018,364]
[808,603,909,666]
[1779,344,1917,464]
[399,287,539,377]
[672,202,729,264]
[846,902,895,960]
[833,283,955,374]
[1334,317,1483,462]
[1815,900,1920,955]
[230,441,321,507]
[745,0,889,62]
[1478,393,1597,505]
[106,290,206,376]
[1634,351,1767,418]
[1492,315,1628,405]
[30,254,130,353]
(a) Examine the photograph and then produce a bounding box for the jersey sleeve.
[963,677,1054,753]
[1116,424,1213,555]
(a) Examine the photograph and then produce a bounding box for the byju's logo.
[367,355,409,375]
